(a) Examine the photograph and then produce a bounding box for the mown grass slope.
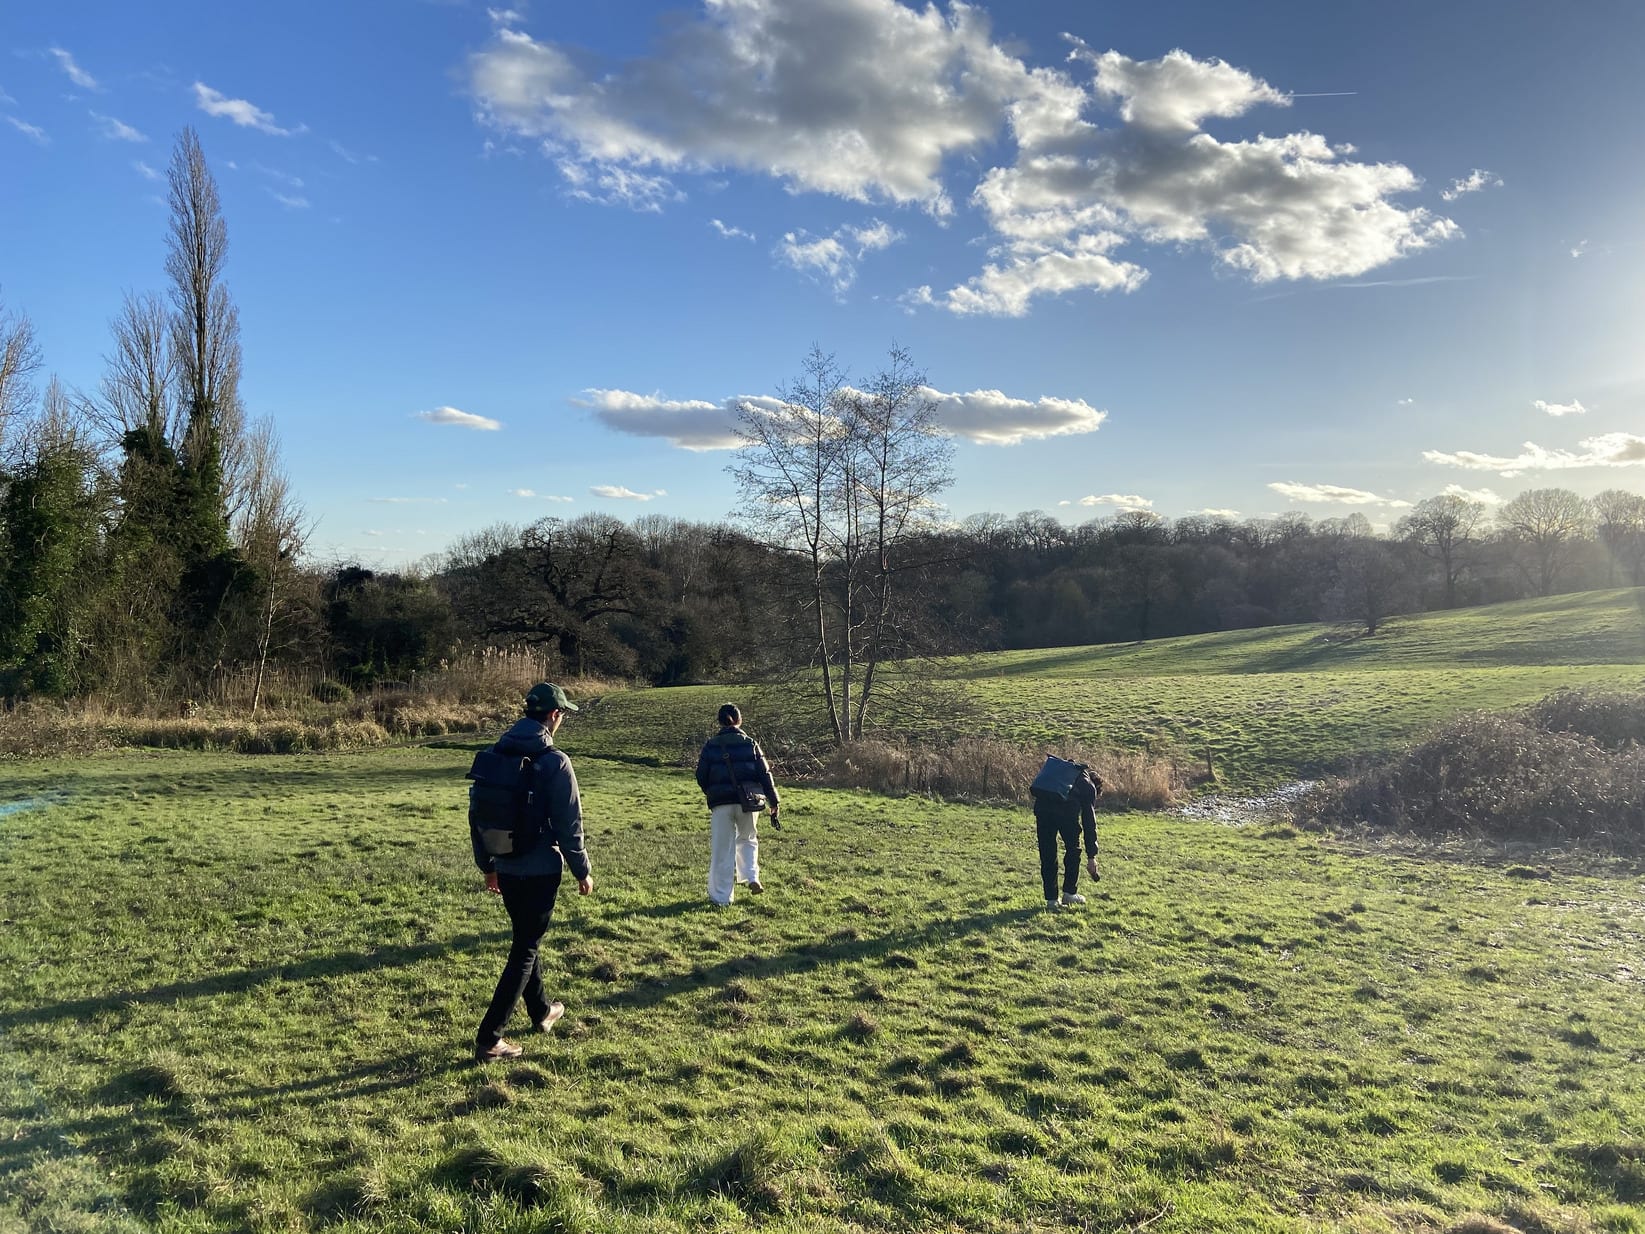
[2,748,1642,1233]
[573,589,1645,790]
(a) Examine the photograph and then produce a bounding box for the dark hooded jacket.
[470,717,592,880]
[695,727,780,812]
[1031,769,1101,857]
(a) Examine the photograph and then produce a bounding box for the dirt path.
[1174,780,1316,827]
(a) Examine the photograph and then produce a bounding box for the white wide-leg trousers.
[708,803,760,905]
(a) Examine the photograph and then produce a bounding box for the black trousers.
[1036,815,1082,901]
[476,870,563,1048]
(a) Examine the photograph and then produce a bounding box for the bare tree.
[86,293,178,447]
[0,297,42,459]
[166,126,246,528]
[236,416,310,714]
[1498,487,1593,596]
[837,345,955,737]
[1591,489,1645,588]
[1328,539,1416,635]
[1397,493,1487,607]
[730,346,851,744]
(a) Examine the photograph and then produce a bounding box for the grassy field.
[573,590,1645,789]
[2,747,1643,1233]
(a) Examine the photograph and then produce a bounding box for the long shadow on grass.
[594,905,1040,1012]
[0,932,505,1030]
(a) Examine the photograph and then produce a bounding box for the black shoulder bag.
[719,739,769,814]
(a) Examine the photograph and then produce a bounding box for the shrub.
[1304,709,1645,852]
[1527,684,1645,751]
[311,679,353,704]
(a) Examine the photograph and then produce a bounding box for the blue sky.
[3,0,1643,567]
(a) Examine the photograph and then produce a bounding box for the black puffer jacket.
[695,727,780,812]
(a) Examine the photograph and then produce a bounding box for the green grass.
[3,747,1642,1233]
[571,590,1645,790]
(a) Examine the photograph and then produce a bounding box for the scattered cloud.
[1268,481,1412,509]
[254,162,304,188]
[0,85,14,106]
[91,111,146,142]
[1194,507,1242,519]
[1440,168,1502,201]
[1533,398,1587,418]
[1075,492,1153,510]
[329,138,377,165]
[509,489,574,501]
[1423,433,1645,477]
[414,406,502,431]
[1397,397,1415,406]
[272,192,310,210]
[581,383,1107,449]
[5,115,48,145]
[1570,239,1589,259]
[591,485,666,501]
[49,47,99,91]
[368,496,450,505]
[467,8,1460,317]
[1441,484,1505,505]
[710,218,755,242]
[778,218,902,293]
[192,82,305,136]
[488,6,528,28]
[133,160,161,181]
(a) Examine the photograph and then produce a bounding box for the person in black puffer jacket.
[695,704,780,905]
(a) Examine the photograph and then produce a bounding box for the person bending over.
[1034,765,1102,909]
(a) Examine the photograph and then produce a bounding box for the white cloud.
[5,116,48,145]
[779,218,902,293]
[1440,168,1502,201]
[0,85,14,106]
[368,496,449,505]
[1397,397,1415,406]
[1441,484,1504,506]
[510,488,574,501]
[582,383,1107,449]
[192,82,305,136]
[488,6,527,28]
[710,218,755,242]
[577,389,742,450]
[91,112,146,142]
[1533,398,1587,418]
[254,162,304,188]
[1570,239,1589,259]
[591,484,665,501]
[272,192,310,210]
[50,47,99,91]
[133,160,161,181]
[414,406,502,431]
[1423,433,1645,477]
[920,386,1106,444]
[1268,481,1412,508]
[466,9,1459,317]
[468,0,1032,215]
[1194,507,1242,519]
[1075,492,1153,510]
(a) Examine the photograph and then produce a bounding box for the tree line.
[3,133,1643,712]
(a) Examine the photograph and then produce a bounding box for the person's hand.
[484,871,501,895]
[1086,855,1101,881]
[578,875,594,896]
[767,808,781,831]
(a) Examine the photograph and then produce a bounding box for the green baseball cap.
[525,682,579,713]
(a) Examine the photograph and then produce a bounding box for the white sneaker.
[1060,892,1087,906]
[1045,898,1061,911]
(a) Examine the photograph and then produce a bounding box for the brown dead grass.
[817,736,1186,810]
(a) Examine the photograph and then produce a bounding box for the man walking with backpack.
[469,682,593,1062]
[1032,761,1102,910]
